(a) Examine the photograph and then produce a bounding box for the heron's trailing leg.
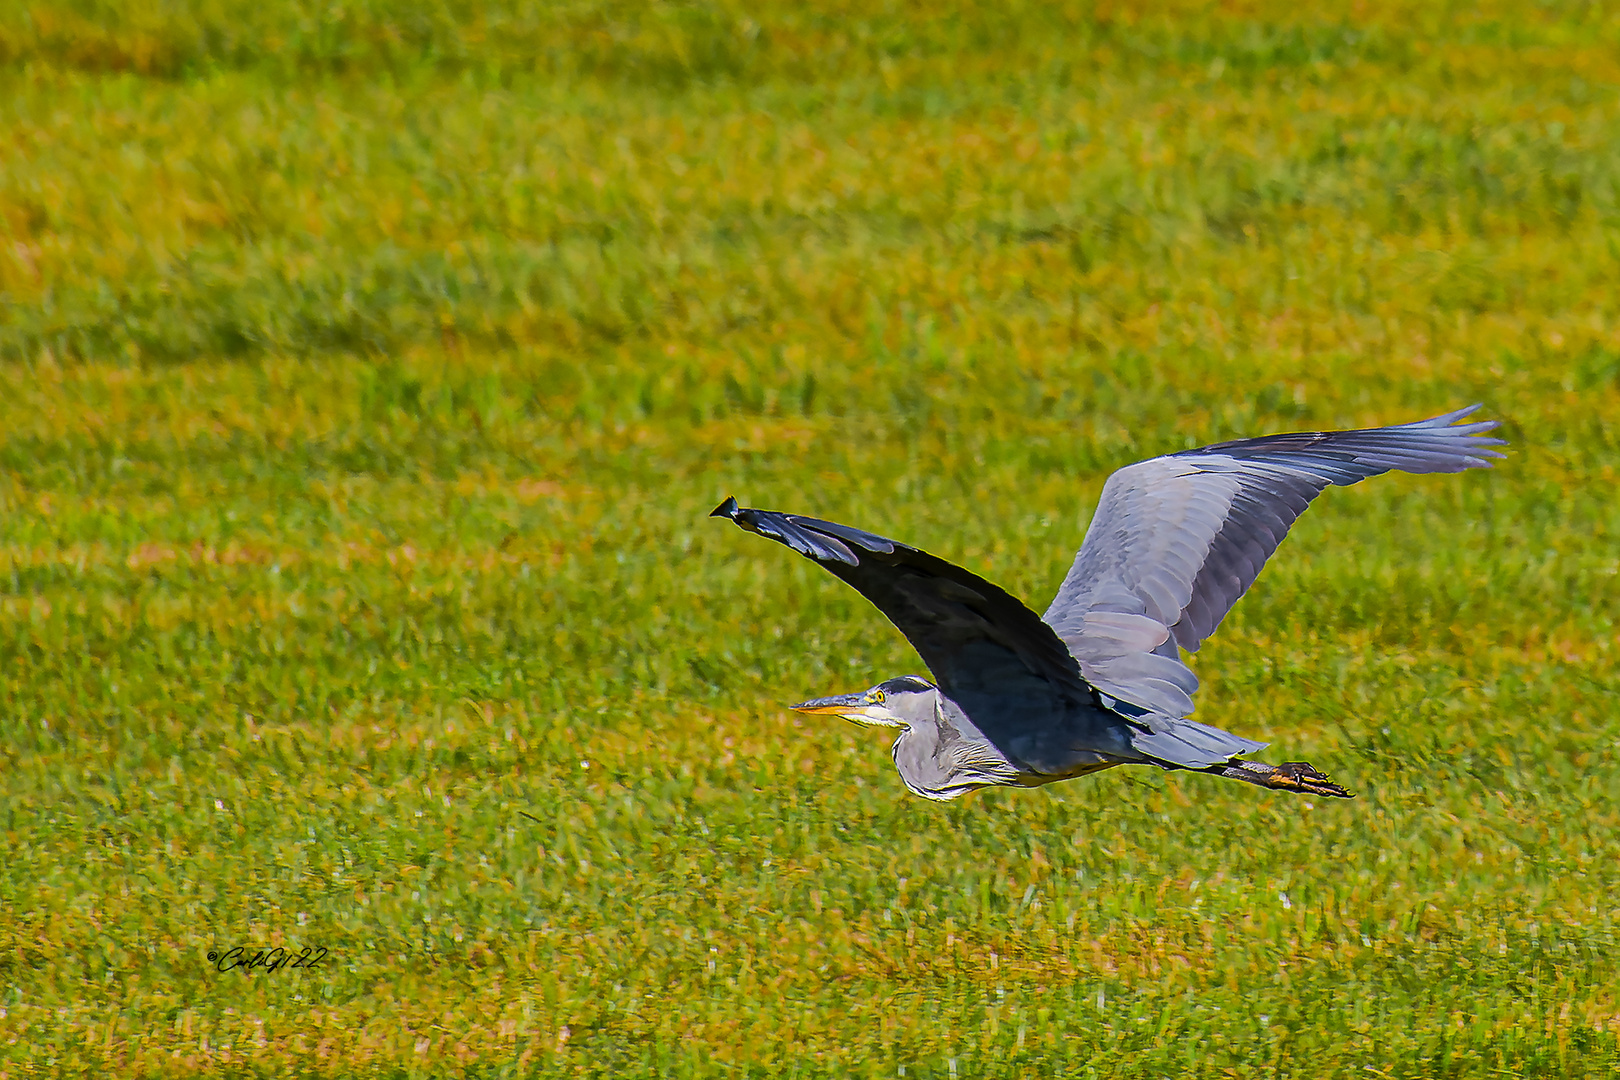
[1209,759,1353,799]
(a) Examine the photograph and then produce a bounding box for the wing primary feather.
[713,499,1097,728]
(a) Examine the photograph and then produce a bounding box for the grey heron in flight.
[712,406,1503,801]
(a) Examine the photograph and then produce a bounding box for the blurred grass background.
[2,0,1619,1075]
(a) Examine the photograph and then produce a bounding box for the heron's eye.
[870,690,885,704]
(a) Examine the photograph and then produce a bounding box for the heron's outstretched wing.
[1043,406,1505,718]
[710,497,1094,713]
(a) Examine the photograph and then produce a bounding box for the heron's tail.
[1127,714,1267,770]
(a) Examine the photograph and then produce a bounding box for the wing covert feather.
[1043,406,1504,717]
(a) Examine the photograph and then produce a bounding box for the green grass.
[2,0,1620,1075]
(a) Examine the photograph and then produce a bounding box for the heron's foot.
[1265,761,1352,799]
[1215,759,1354,799]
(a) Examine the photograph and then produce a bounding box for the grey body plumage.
[714,406,1504,801]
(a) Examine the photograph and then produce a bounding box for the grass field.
[3,0,1620,1075]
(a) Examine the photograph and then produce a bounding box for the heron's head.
[790,675,938,729]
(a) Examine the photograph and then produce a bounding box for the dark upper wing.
[710,497,1094,713]
[1042,406,1505,718]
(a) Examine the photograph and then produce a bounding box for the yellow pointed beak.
[789,692,873,717]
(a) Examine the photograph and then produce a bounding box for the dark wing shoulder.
[1042,407,1504,718]
[711,497,1094,711]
